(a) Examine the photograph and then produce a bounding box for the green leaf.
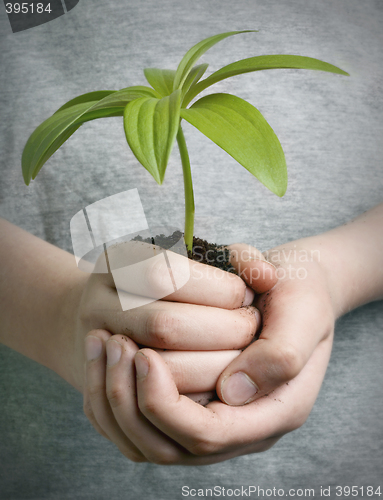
[144,68,176,97]
[57,86,160,113]
[23,101,98,185]
[55,90,116,112]
[123,90,182,184]
[184,55,349,105]
[181,93,287,196]
[181,63,209,100]
[88,86,161,112]
[22,86,160,185]
[173,30,256,91]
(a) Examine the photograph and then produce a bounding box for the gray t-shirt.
[1,0,382,498]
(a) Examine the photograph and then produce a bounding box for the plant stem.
[177,125,195,252]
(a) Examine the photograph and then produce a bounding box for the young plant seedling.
[22,30,348,251]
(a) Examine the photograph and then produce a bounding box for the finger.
[135,348,268,455]
[228,243,278,294]
[217,273,334,405]
[106,336,235,465]
[83,365,111,441]
[107,336,274,465]
[135,335,333,459]
[158,349,241,393]
[83,330,119,441]
[87,292,261,351]
[92,240,252,309]
[105,337,242,462]
[90,337,275,465]
[105,335,189,464]
[85,330,146,462]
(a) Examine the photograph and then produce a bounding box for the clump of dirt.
[133,231,236,273]
[187,235,236,273]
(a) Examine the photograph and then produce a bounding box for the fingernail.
[221,372,258,406]
[254,308,261,330]
[85,336,102,361]
[264,260,277,270]
[106,340,122,367]
[243,287,255,306]
[135,352,149,379]
[250,257,277,270]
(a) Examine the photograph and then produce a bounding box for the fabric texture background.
[0,0,382,498]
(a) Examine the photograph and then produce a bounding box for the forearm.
[266,203,383,318]
[0,218,86,385]
[314,203,383,316]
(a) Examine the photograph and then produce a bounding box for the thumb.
[227,243,278,294]
[134,349,219,453]
[216,284,327,406]
[214,243,281,406]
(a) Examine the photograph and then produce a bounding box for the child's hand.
[0,218,274,401]
[72,247,277,392]
[85,240,334,464]
[0,218,276,463]
[92,202,383,464]
[215,202,383,406]
[215,242,335,406]
[83,330,245,462]
[79,243,278,462]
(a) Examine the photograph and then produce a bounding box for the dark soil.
[187,235,236,273]
[133,230,236,273]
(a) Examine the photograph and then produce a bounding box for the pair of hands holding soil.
[1,204,381,466]
[77,239,335,465]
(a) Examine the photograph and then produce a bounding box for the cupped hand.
[70,240,275,392]
[216,242,335,406]
[83,330,245,463]
[78,241,277,462]
[83,321,332,464]
[116,240,336,464]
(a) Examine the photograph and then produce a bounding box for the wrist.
[52,267,88,392]
[314,207,383,317]
[264,233,369,320]
[284,205,383,318]
[305,232,351,319]
[0,219,88,391]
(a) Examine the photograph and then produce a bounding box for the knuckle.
[119,446,147,463]
[188,436,219,456]
[145,310,178,346]
[88,381,105,399]
[273,345,302,382]
[106,385,125,409]
[292,417,307,431]
[138,394,174,421]
[321,308,335,339]
[289,409,310,431]
[146,448,180,466]
[139,397,159,416]
[144,257,174,297]
[231,276,247,308]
